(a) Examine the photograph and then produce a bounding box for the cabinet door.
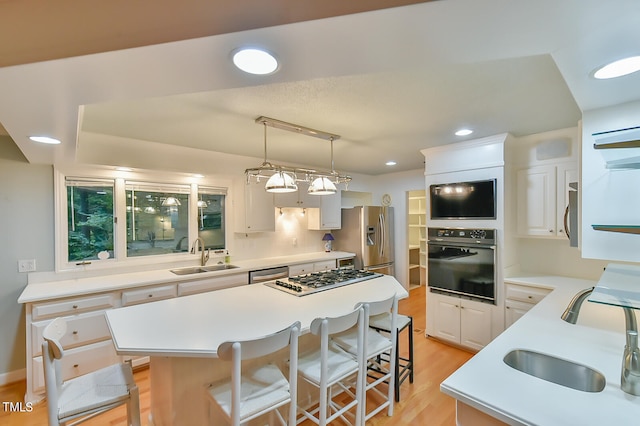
[556,163,578,238]
[236,181,275,233]
[460,299,492,351]
[517,166,556,236]
[429,293,461,344]
[505,299,533,329]
[308,192,341,230]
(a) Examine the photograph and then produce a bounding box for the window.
[66,179,115,262]
[59,170,228,270]
[197,187,226,250]
[125,183,190,257]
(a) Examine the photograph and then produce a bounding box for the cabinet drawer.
[178,273,249,296]
[314,260,336,272]
[122,284,177,306]
[289,263,315,277]
[505,283,551,304]
[32,311,111,357]
[32,293,117,321]
[32,340,120,394]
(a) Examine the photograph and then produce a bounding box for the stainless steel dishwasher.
[248,266,289,284]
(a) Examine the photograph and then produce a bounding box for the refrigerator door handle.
[379,213,385,257]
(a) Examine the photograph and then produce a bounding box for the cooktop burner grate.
[264,268,382,296]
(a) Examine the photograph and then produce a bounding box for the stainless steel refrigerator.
[333,206,395,276]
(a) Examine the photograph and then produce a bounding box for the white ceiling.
[1,0,639,176]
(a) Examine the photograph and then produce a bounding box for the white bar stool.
[41,317,141,426]
[332,295,398,423]
[296,307,365,426]
[207,321,301,426]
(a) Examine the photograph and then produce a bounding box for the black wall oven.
[427,227,496,304]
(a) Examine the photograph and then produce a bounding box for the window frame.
[54,167,229,273]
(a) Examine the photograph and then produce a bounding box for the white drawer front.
[122,284,177,306]
[32,311,111,357]
[289,263,315,277]
[313,260,336,272]
[178,273,248,296]
[505,283,551,304]
[32,340,119,393]
[32,293,117,321]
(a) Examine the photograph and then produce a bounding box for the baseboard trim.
[0,368,26,386]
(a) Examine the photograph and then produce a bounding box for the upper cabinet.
[274,189,320,209]
[516,162,578,239]
[307,191,341,230]
[234,181,275,233]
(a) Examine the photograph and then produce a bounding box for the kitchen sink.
[503,349,606,393]
[170,264,239,275]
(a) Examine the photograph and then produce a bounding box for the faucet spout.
[191,238,209,266]
[560,287,594,324]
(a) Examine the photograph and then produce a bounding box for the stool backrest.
[217,321,302,361]
[42,317,69,426]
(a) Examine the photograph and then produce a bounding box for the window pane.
[197,191,225,250]
[126,189,189,257]
[67,181,114,262]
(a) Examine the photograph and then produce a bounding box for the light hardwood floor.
[0,285,473,425]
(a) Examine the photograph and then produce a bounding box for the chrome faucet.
[191,238,210,266]
[561,287,640,396]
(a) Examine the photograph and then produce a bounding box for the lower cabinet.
[504,282,552,328]
[289,260,336,276]
[427,291,492,351]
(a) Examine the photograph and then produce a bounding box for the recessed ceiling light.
[385,161,397,166]
[232,48,278,75]
[116,167,133,172]
[193,174,204,178]
[593,56,640,79]
[29,135,61,144]
[455,129,473,136]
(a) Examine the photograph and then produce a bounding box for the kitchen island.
[106,273,407,425]
[441,275,640,425]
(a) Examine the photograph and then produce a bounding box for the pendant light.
[260,121,297,193]
[308,136,337,195]
[244,116,351,194]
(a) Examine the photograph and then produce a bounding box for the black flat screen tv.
[430,179,496,220]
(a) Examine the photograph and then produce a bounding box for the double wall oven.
[427,227,496,304]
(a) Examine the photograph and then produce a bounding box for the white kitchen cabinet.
[307,191,341,230]
[274,189,320,209]
[504,282,552,328]
[234,180,275,233]
[177,272,248,296]
[516,162,577,238]
[122,284,177,306]
[427,291,492,351]
[289,260,337,276]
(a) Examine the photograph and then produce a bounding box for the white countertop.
[17,251,355,304]
[441,275,640,425]
[105,274,408,358]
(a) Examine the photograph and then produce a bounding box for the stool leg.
[395,327,401,402]
[408,317,414,383]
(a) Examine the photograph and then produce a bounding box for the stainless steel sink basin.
[170,264,239,275]
[504,349,606,393]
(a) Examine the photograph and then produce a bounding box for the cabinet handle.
[549,229,554,233]
[73,364,79,368]
[148,294,153,298]
[506,306,511,310]
[72,305,78,309]
[72,330,78,335]
[528,295,533,299]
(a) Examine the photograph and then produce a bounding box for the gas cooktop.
[264,268,383,297]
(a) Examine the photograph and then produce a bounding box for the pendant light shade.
[265,171,298,193]
[308,177,337,195]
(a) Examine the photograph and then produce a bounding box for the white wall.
[0,137,54,381]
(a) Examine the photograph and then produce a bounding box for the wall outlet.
[18,259,36,273]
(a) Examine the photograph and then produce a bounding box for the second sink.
[170,264,239,275]
[504,349,606,393]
